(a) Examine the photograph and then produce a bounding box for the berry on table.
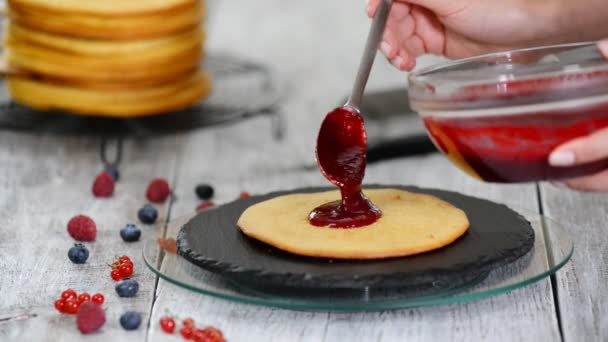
[183,318,195,328]
[68,243,89,264]
[158,238,177,254]
[195,184,214,200]
[195,201,214,213]
[160,316,176,333]
[65,299,80,314]
[77,293,91,304]
[138,204,158,224]
[67,215,97,241]
[196,327,226,342]
[115,279,139,297]
[111,269,122,281]
[77,302,106,334]
[119,311,142,330]
[180,326,194,339]
[54,299,66,313]
[61,289,77,300]
[92,172,115,197]
[119,263,134,278]
[105,165,120,182]
[239,191,250,199]
[91,293,104,305]
[120,224,141,242]
[146,178,171,203]
[110,255,134,281]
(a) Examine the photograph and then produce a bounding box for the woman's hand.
[548,40,608,192]
[367,0,608,71]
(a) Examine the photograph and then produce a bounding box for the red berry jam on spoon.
[309,106,381,228]
[308,0,391,228]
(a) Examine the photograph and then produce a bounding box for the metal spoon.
[345,0,393,111]
[316,0,392,184]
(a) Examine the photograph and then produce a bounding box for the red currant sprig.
[54,289,104,314]
[160,314,225,342]
[110,255,134,281]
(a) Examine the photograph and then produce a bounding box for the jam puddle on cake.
[309,106,381,228]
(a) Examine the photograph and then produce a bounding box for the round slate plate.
[177,185,535,289]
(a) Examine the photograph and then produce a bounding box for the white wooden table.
[1,1,607,341]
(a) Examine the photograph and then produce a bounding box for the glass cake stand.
[143,208,572,312]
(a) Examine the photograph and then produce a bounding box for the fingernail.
[390,56,404,70]
[380,42,394,58]
[598,40,608,58]
[548,151,576,166]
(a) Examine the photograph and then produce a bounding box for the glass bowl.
[408,42,608,183]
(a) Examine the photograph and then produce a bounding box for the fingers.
[558,169,608,192]
[599,39,608,59]
[367,0,378,17]
[549,127,608,167]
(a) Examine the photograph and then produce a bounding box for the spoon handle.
[347,0,393,110]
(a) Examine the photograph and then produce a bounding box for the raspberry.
[77,302,106,334]
[92,172,114,197]
[67,215,97,241]
[146,178,170,203]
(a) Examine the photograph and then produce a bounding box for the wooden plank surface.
[0,132,179,341]
[540,184,608,342]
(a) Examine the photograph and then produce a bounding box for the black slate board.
[177,185,535,290]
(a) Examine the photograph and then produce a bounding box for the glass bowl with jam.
[408,42,608,183]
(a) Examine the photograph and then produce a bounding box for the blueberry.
[120,224,141,242]
[68,243,89,264]
[115,279,139,297]
[105,166,120,182]
[138,204,158,224]
[195,184,214,200]
[119,311,142,330]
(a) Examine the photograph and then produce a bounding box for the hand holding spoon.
[310,0,392,228]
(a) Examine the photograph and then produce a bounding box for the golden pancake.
[4,26,204,83]
[7,0,197,16]
[7,71,212,117]
[238,189,470,260]
[7,2,203,40]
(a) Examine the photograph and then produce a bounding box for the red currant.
[160,316,176,333]
[239,191,250,198]
[192,329,206,342]
[119,255,131,263]
[111,269,122,281]
[180,327,194,339]
[119,264,133,278]
[203,327,224,340]
[65,299,80,314]
[91,293,104,305]
[61,289,77,300]
[183,318,195,328]
[77,292,90,304]
[54,299,66,313]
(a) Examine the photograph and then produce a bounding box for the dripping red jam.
[309,107,381,228]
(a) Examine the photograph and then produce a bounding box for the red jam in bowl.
[423,99,608,182]
[409,42,608,182]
